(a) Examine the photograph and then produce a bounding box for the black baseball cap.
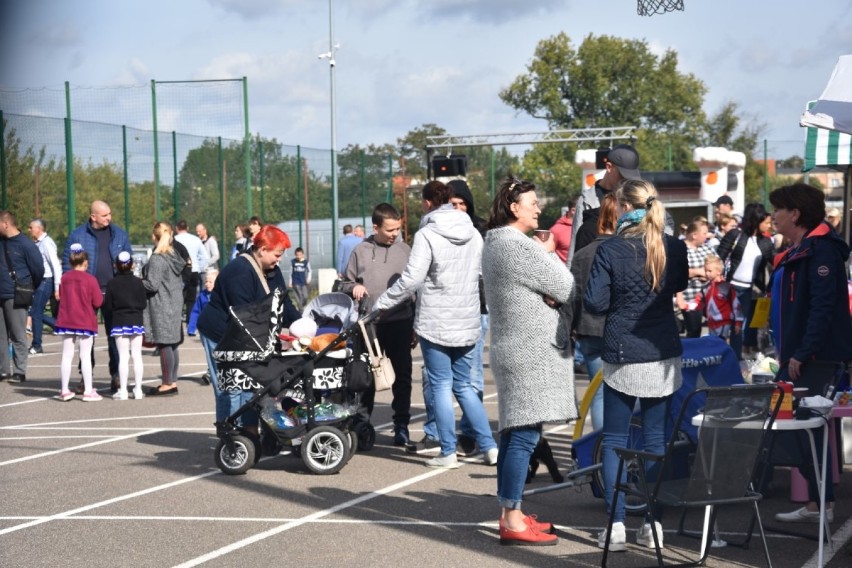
[607,144,641,180]
[713,195,734,207]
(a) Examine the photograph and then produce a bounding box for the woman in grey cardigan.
[142,222,186,395]
[482,177,575,547]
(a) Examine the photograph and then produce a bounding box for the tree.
[502,33,712,173]
[500,33,706,135]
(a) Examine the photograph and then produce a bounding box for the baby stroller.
[212,289,374,476]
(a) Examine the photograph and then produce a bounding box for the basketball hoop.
[637,0,684,16]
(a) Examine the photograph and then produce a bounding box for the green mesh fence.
[0,111,399,270]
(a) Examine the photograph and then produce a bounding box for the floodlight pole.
[321,0,340,263]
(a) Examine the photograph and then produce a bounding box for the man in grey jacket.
[374,180,497,469]
[341,203,416,446]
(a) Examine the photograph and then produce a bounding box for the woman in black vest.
[716,203,775,359]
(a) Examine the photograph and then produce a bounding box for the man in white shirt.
[174,220,209,324]
[195,223,220,270]
[27,218,61,354]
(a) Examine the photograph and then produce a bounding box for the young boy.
[688,255,743,341]
[289,247,311,310]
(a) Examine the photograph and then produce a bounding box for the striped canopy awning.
[801,54,852,171]
[804,121,852,171]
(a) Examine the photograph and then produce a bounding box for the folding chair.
[601,384,781,567]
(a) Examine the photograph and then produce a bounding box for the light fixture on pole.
[318,0,340,266]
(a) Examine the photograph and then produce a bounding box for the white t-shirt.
[731,236,761,287]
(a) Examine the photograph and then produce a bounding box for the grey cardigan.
[482,226,577,431]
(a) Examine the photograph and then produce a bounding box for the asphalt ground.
[2,327,852,568]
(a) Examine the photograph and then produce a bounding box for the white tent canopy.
[801,54,852,135]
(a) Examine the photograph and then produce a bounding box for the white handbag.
[358,320,396,391]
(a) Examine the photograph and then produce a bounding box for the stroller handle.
[358,309,382,325]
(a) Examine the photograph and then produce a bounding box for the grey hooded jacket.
[374,205,482,347]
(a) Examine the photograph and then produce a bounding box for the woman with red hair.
[197,224,301,431]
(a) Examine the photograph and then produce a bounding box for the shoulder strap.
[241,253,270,295]
[2,242,17,282]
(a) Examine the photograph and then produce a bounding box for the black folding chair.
[601,384,781,568]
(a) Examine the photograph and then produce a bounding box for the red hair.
[253,225,291,250]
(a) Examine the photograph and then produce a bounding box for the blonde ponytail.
[616,180,667,291]
[152,222,174,255]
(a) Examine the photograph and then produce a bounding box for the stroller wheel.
[346,430,358,462]
[215,435,256,475]
[300,425,350,475]
[354,422,376,452]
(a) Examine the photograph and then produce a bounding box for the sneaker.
[75,379,85,395]
[28,346,43,355]
[393,424,410,447]
[500,515,555,535]
[637,521,664,549]
[597,522,627,552]
[482,447,499,466]
[82,390,103,402]
[406,436,442,456]
[132,388,145,400]
[774,506,834,524]
[110,375,120,394]
[200,372,211,385]
[8,373,26,383]
[425,454,460,469]
[457,434,478,457]
[113,389,129,401]
[56,391,75,402]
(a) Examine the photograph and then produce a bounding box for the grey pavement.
[1,326,851,568]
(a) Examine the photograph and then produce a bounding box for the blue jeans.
[459,314,488,439]
[419,337,496,457]
[497,426,541,509]
[29,277,55,350]
[601,383,671,523]
[730,285,754,359]
[200,333,229,422]
[577,336,604,431]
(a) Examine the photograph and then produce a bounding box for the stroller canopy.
[303,292,356,334]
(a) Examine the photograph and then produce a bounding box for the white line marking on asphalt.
[0,398,47,408]
[0,428,162,467]
[801,515,852,568]
[171,468,449,568]
[0,463,219,536]
[0,411,212,430]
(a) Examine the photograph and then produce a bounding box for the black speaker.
[432,155,466,176]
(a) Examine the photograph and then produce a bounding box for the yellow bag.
[750,297,771,329]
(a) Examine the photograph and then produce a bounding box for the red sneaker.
[499,521,558,546]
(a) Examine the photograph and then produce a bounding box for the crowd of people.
[2,150,850,551]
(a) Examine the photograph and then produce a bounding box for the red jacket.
[56,269,103,333]
[549,215,573,263]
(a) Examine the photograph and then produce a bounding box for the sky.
[1,0,851,160]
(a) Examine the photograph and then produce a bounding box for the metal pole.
[172,130,178,224]
[763,139,769,209]
[297,146,303,247]
[122,126,130,233]
[360,149,366,227]
[490,148,496,199]
[327,0,339,265]
[259,137,266,221]
[0,110,6,209]
[219,137,225,263]
[65,82,75,233]
[243,76,252,217]
[151,80,160,219]
[386,154,393,202]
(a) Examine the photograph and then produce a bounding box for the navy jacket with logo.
[770,222,852,366]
